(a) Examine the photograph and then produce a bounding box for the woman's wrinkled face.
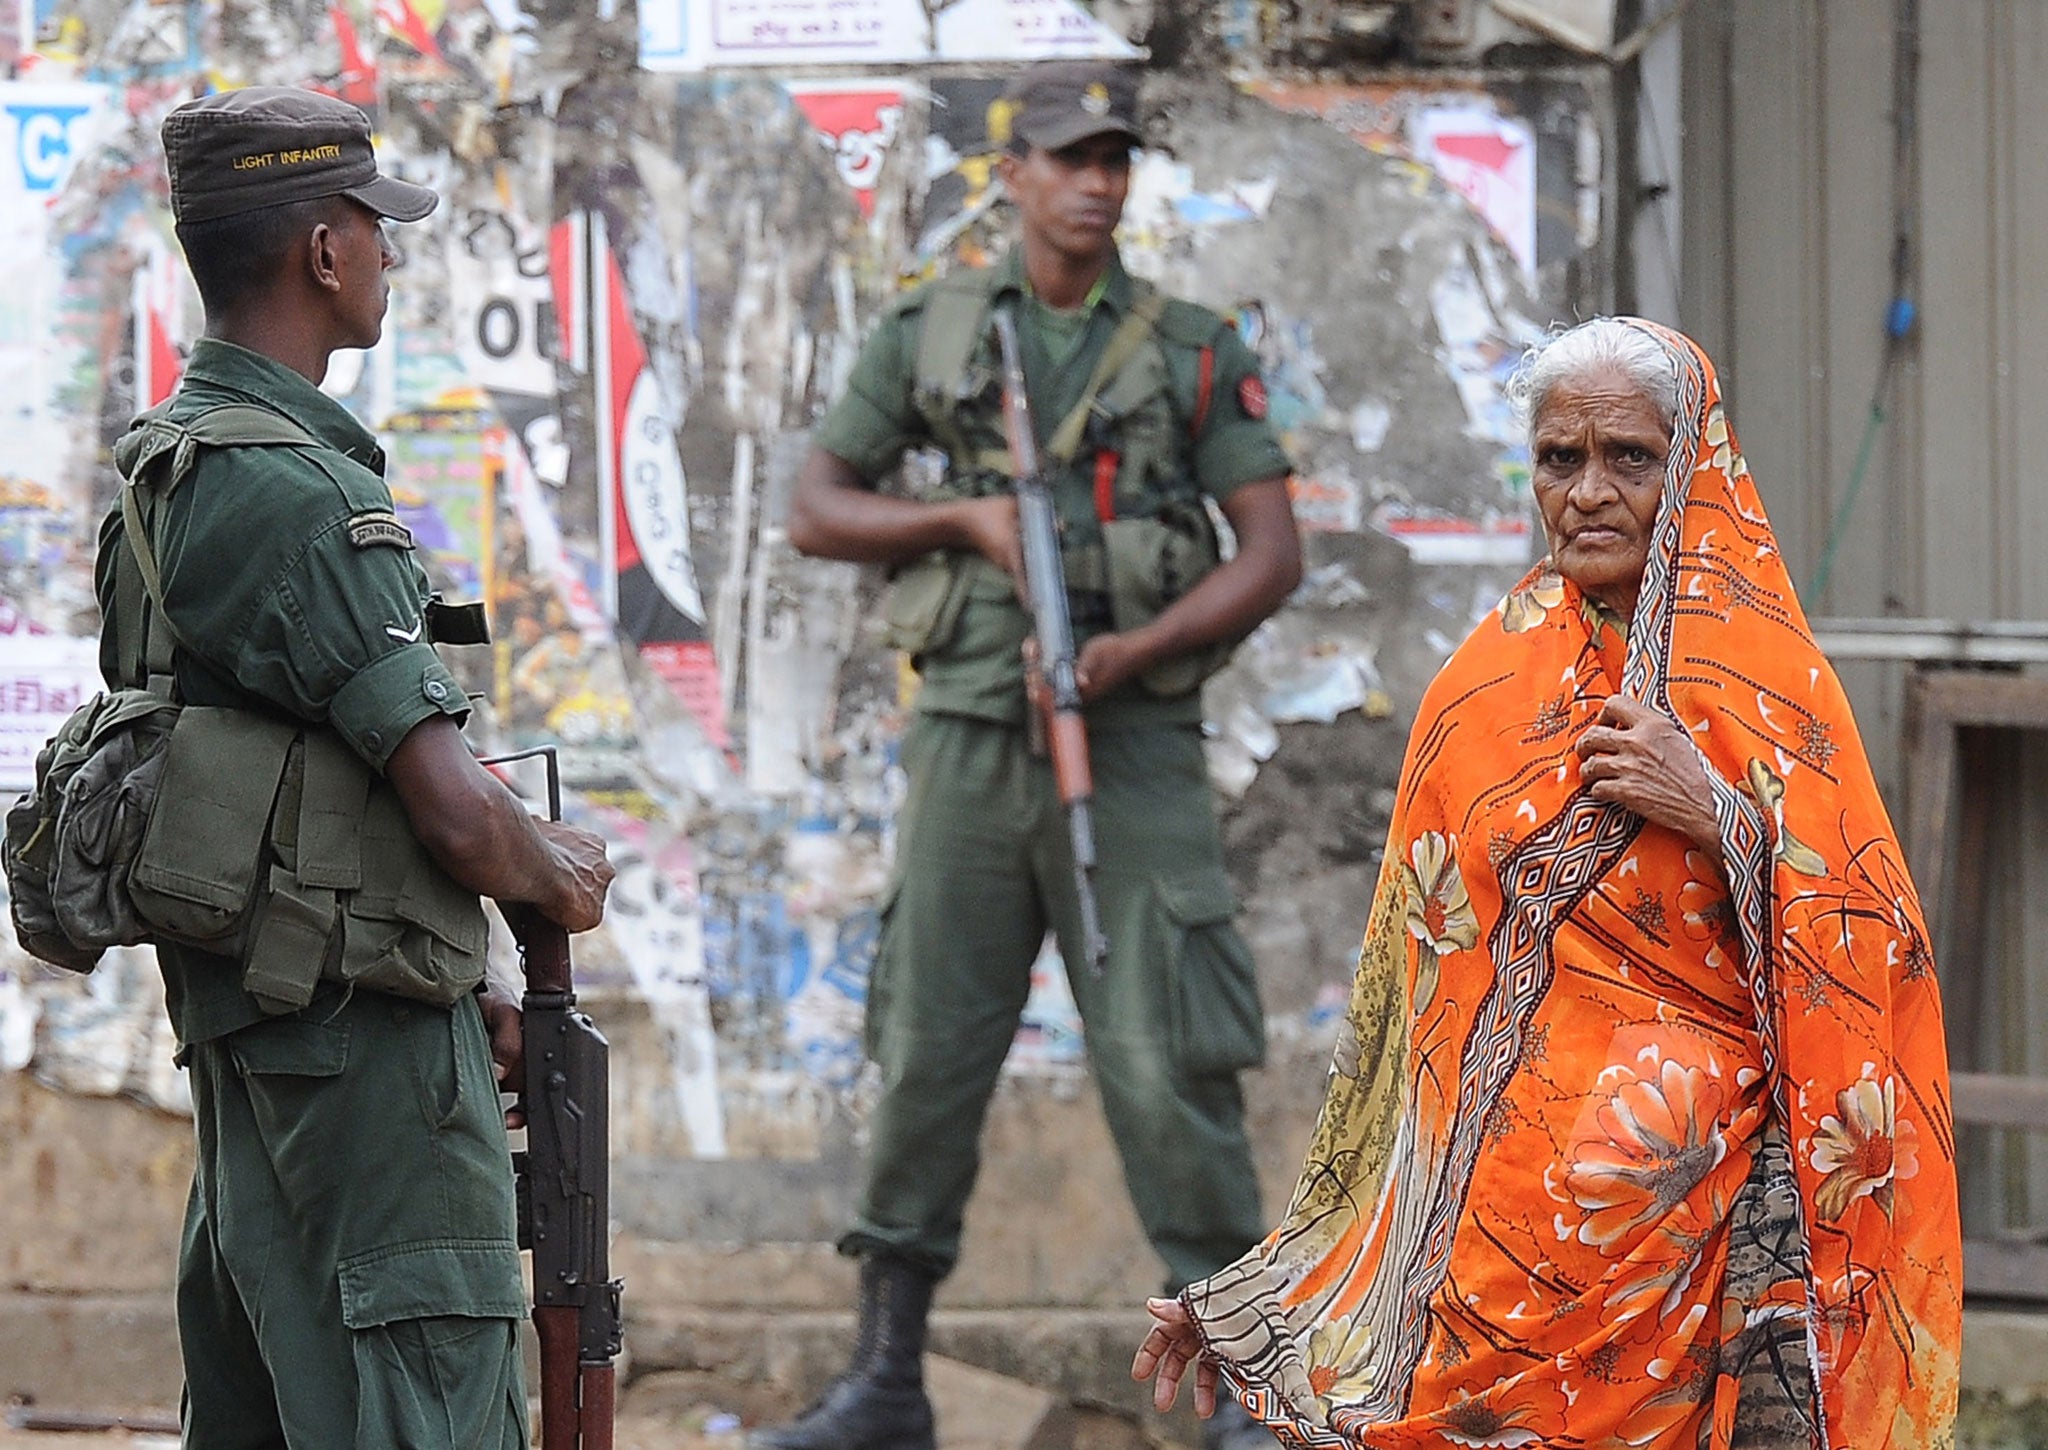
[1530,367,1672,620]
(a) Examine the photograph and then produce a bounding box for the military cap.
[1001,61,1141,152]
[161,86,438,226]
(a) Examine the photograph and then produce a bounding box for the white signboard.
[0,634,100,792]
[1410,104,1538,281]
[0,81,119,513]
[640,0,1136,71]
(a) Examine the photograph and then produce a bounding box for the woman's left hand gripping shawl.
[1183,324,1961,1450]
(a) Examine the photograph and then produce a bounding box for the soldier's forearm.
[386,717,592,917]
[787,447,992,566]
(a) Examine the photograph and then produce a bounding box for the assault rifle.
[990,305,1109,974]
[491,746,622,1450]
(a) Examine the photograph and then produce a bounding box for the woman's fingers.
[1134,1296,1205,1414]
[1131,1323,1176,1378]
[1599,693,1653,726]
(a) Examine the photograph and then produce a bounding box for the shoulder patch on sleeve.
[347,510,415,550]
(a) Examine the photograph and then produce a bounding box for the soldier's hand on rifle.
[536,820,616,933]
[951,494,1024,590]
[1075,629,1157,702]
[478,981,526,1128]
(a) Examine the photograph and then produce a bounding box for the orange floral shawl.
[1185,323,1959,1449]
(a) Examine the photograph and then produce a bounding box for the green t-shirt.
[96,339,471,1049]
[814,250,1292,725]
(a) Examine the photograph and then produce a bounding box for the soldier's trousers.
[841,711,1267,1291]
[176,988,528,1450]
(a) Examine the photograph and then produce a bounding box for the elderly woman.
[1133,319,1960,1448]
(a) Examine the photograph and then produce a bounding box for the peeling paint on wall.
[0,1,1609,1173]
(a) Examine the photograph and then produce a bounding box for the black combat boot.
[748,1255,937,1450]
[1204,1395,1280,1450]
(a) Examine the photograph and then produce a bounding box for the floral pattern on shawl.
[1810,1075,1920,1223]
[1179,323,1960,1450]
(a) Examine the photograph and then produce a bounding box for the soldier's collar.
[997,248,1134,316]
[174,338,383,466]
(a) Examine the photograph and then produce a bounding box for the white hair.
[1507,318,1680,444]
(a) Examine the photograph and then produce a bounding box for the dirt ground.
[0,1360,1169,1450]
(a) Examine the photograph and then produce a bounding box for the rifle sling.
[1042,289,1168,468]
[117,404,321,693]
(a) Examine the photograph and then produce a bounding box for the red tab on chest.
[1093,449,1120,522]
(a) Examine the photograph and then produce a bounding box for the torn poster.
[553,210,725,749]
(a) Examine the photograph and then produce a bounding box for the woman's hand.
[1132,1296,1218,1417]
[1574,695,1725,865]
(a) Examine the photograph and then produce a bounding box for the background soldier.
[104,87,614,1447]
[760,61,1302,1450]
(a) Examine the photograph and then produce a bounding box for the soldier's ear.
[307,221,344,295]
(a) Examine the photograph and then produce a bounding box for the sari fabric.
[1185,324,1960,1449]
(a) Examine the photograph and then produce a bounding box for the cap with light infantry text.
[161,86,438,226]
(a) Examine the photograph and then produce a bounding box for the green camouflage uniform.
[96,339,526,1450]
[815,250,1291,1289]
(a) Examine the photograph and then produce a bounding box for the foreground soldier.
[103,87,614,1447]
[759,62,1301,1450]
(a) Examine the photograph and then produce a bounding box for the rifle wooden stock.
[522,914,573,995]
[534,1305,580,1450]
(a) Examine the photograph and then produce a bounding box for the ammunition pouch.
[11,396,488,1005]
[128,708,296,958]
[5,689,182,973]
[879,550,977,659]
[1102,501,1231,697]
[129,710,485,1013]
[903,265,1236,700]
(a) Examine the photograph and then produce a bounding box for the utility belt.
[130,707,487,1013]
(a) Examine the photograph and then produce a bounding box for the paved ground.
[0,1357,1168,1450]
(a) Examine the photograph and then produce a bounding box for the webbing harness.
[913,274,1210,523]
[112,403,320,696]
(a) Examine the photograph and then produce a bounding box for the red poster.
[785,82,906,219]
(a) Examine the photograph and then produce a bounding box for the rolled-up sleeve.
[327,644,467,769]
[229,517,469,771]
[1191,325,1293,498]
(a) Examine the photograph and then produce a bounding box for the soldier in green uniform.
[101,88,616,1448]
[756,62,1300,1450]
